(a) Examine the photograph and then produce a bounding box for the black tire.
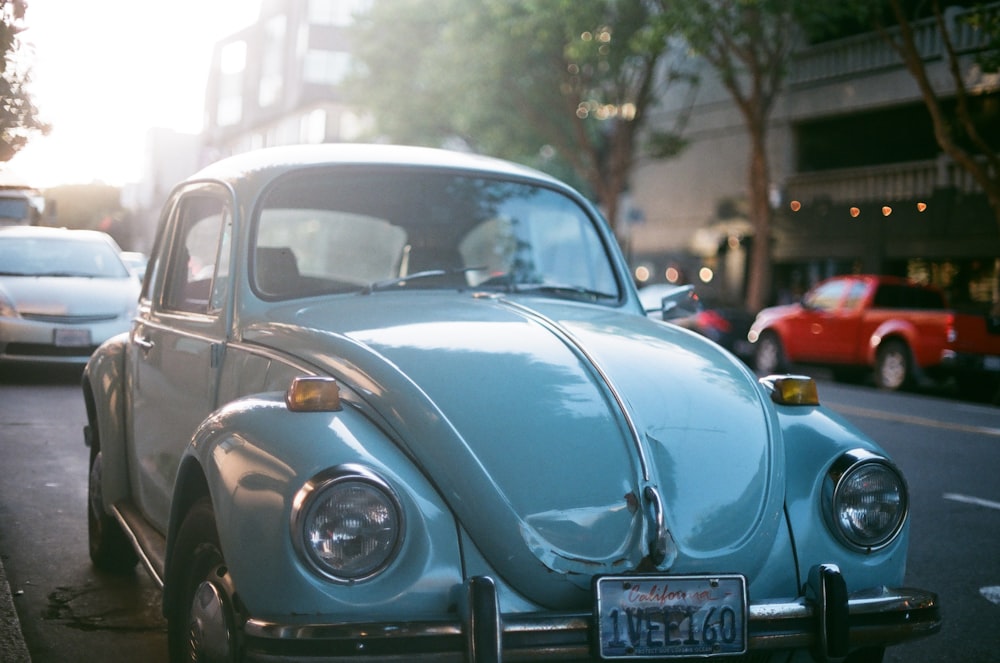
[754,331,786,375]
[88,448,139,573]
[874,339,910,391]
[167,497,239,663]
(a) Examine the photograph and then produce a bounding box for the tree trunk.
[745,120,772,312]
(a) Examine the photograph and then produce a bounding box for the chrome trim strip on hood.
[494,298,649,480]
[491,296,677,568]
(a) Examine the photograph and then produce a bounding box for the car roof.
[186,143,562,188]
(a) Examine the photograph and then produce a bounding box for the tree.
[656,0,828,312]
[346,0,695,234]
[0,0,48,162]
[858,0,1000,311]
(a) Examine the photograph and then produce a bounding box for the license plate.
[53,328,91,347]
[596,575,747,659]
[983,355,1000,371]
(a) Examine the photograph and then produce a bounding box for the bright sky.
[3,0,261,188]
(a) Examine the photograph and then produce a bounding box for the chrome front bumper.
[242,565,940,662]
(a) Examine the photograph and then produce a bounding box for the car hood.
[750,303,800,330]
[0,275,139,317]
[245,293,784,608]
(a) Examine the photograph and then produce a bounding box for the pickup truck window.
[802,279,847,311]
[872,284,945,310]
[844,281,867,309]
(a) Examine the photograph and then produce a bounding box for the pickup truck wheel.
[87,449,138,573]
[875,340,910,390]
[754,332,786,375]
[167,498,238,663]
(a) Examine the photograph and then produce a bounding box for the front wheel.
[88,448,138,573]
[167,497,239,663]
[874,339,911,390]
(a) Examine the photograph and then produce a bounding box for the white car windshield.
[0,236,130,278]
[252,169,620,302]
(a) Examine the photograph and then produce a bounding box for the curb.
[0,555,31,662]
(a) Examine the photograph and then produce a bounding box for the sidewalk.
[0,554,30,662]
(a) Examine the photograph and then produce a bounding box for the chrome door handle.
[134,335,154,353]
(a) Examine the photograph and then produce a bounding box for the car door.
[814,278,868,363]
[785,278,849,362]
[127,184,233,530]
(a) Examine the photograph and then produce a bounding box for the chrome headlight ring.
[291,464,404,583]
[822,449,908,552]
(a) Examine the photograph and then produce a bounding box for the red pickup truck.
[748,274,1000,393]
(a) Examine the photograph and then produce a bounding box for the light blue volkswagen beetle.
[82,144,939,663]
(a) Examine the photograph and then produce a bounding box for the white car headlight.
[292,465,403,582]
[823,449,908,551]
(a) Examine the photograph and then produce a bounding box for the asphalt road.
[1,363,998,662]
[0,364,166,663]
[816,380,1000,662]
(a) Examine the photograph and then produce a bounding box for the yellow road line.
[829,403,1000,438]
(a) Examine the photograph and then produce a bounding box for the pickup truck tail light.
[945,312,956,343]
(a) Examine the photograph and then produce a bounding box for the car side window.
[872,284,945,310]
[843,281,867,310]
[803,280,847,311]
[161,194,230,314]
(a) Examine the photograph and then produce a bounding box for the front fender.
[164,392,464,623]
[81,332,131,507]
[779,403,909,592]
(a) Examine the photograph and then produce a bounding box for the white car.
[0,226,140,365]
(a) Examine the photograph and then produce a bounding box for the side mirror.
[660,285,702,321]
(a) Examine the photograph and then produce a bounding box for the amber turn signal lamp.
[287,376,342,412]
[764,375,820,406]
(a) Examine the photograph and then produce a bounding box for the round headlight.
[293,466,403,582]
[824,450,908,551]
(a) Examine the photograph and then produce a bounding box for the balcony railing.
[789,3,998,86]
[785,157,990,205]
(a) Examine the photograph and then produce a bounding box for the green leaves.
[0,0,48,163]
[344,0,693,229]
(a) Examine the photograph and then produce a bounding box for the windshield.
[0,235,130,278]
[252,168,620,302]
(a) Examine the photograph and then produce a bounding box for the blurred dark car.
[639,283,755,359]
[0,226,140,365]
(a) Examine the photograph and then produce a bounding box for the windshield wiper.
[0,270,97,277]
[508,282,618,302]
[361,266,485,294]
[37,271,99,278]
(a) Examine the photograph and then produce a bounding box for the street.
[0,365,166,663]
[1,364,998,662]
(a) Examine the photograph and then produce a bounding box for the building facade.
[203,0,370,160]
[629,3,999,310]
